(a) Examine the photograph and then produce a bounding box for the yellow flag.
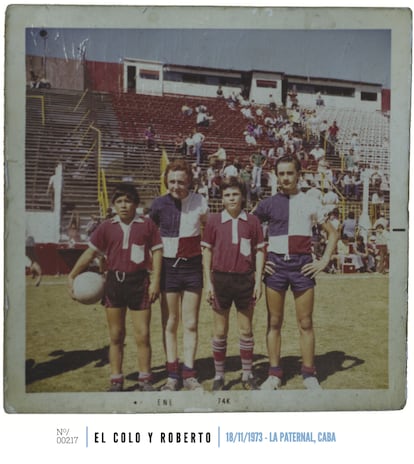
[160,148,169,195]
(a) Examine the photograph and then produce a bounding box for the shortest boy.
[202,176,266,390]
[67,183,163,392]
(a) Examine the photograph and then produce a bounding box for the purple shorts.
[161,255,203,293]
[264,253,315,293]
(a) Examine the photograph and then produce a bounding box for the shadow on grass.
[254,350,365,387]
[26,347,109,385]
[26,348,364,390]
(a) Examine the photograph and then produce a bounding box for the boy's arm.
[148,247,163,303]
[202,246,214,304]
[253,248,265,302]
[302,220,339,278]
[67,247,98,298]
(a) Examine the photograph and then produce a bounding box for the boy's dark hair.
[275,155,301,174]
[220,176,247,209]
[111,183,140,205]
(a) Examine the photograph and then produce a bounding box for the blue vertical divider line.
[218,426,220,448]
[86,426,88,448]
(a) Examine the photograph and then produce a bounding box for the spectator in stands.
[216,85,224,98]
[373,211,389,230]
[174,133,186,157]
[341,211,357,240]
[310,143,325,164]
[328,208,341,232]
[46,162,63,210]
[344,149,357,172]
[196,109,213,127]
[322,187,339,213]
[206,164,216,192]
[319,119,328,146]
[374,223,389,274]
[250,149,267,199]
[208,143,227,167]
[105,207,115,219]
[191,128,205,165]
[181,104,193,116]
[268,94,277,111]
[67,209,81,245]
[317,158,333,188]
[185,132,194,158]
[328,121,340,145]
[307,111,320,139]
[371,189,385,220]
[85,214,100,237]
[144,125,157,150]
[350,132,361,157]
[192,163,202,190]
[316,92,325,107]
[241,105,253,120]
[354,235,370,272]
[222,159,239,179]
[196,175,209,201]
[332,236,364,272]
[370,167,383,189]
[367,235,380,272]
[342,171,356,199]
[26,234,42,287]
[306,181,322,201]
[210,169,222,198]
[244,131,257,146]
[240,163,254,206]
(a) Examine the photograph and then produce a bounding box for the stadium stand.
[26,87,390,245]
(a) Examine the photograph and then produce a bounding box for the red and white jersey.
[201,210,265,273]
[150,192,209,258]
[89,215,162,272]
[254,191,327,255]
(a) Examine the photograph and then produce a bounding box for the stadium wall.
[26,55,84,91]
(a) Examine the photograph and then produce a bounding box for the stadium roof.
[26,28,391,88]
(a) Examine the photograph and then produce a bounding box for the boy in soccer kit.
[68,183,163,392]
[202,176,265,390]
[254,156,338,390]
[150,159,209,391]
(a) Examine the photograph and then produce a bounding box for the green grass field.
[25,272,388,393]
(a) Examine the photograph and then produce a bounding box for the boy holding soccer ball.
[67,183,163,392]
[201,176,266,390]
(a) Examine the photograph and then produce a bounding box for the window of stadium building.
[288,83,355,97]
[361,91,378,101]
[139,70,160,80]
[256,79,277,88]
[164,71,241,87]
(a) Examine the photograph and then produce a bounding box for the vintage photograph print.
[4,5,410,413]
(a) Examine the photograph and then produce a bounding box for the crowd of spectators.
[139,87,390,274]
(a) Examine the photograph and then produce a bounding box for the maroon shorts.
[104,270,150,310]
[212,271,255,312]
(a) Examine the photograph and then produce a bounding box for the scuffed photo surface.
[4,5,410,413]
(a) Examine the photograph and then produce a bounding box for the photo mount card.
[3,5,411,413]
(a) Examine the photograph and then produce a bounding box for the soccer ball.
[73,272,105,305]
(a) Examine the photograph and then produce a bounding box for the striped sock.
[268,366,284,379]
[212,337,227,379]
[301,365,317,379]
[182,364,197,380]
[166,359,181,380]
[138,372,153,383]
[110,374,124,384]
[240,336,254,381]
